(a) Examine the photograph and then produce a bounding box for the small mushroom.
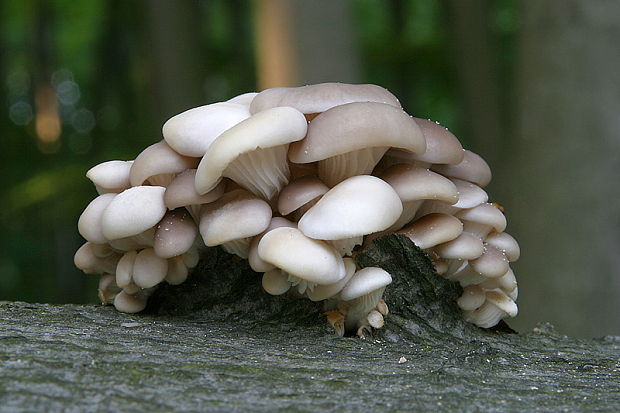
[257,227,346,292]
[129,140,199,187]
[101,186,167,241]
[77,193,116,244]
[398,213,463,249]
[432,149,492,188]
[485,232,520,262]
[277,176,329,221]
[248,217,296,273]
[195,106,308,200]
[162,102,250,157]
[382,118,464,169]
[86,160,133,194]
[336,267,393,336]
[298,175,402,256]
[199,189,272,258]
[153,209,198,259]
[456,203,507,240]
[74,242,121,275]
[380,164,458,231]
[163,169,226,222]
[288,102,426,187]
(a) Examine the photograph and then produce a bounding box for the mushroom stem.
[224,145,290,200]
[329,236,363,256]
[221,237,252,259]
[339,287,386,333]
[318,147,387,187]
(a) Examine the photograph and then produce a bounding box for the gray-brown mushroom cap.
[250,82,401,115]
[195,106,308,200]
[432,150,492,188]
[129,140,199,187]
[288,102,426,187]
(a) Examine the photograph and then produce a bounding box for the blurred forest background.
[1,0,619,338]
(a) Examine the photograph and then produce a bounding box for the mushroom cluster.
[74,82,519,336]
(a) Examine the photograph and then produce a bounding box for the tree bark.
[507,0,620,337]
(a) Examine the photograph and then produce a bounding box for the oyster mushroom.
[381,118,464,170]
[163,169,226,222]
[249,82,401,116]
[199,189,272,258]
[298,175,402,256]
[277,176,329,221]
[379,164,458,231]
[288,102,426,187]
[162,102,251,157]
[334,267,393,336]
[86,160,133,194]
[195,106,308,200]
[432,149,492,188]
[257,227,346,294]
[129,140,199,187]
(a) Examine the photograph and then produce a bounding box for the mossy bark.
[1,235,618,412]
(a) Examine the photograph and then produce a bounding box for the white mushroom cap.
[380,164,458,204]
[78,193,116,244]
[432,150,492,188]
[384,118,464,167]
[227,92,258,106]
[398,213,463,249]
[479,267,518,293]
[298,175,403,241]
[261,269,292,296]
[306,257,357,301]
[433,232,484,260]
[199,189,272,247]
[485,232,520,262]
[101,186,167,240]
[113,290,148,313]
[457,285,486,311]
[288,102,426,186]
[154,209,198,259]
[115,250,137,289]
[451,179,489,209]
[195,106,308,199]
[249,82,401,115]
[469,245,510,279]
[164,169,226,210]
[485,290,518,317]
[248,217,296,272]
[277,176,329,216]
[456,203,507,239]
[132,248,168,288]
[162,102,251,157]
[74,242,121,275]
[340,267,392,302]
[129,140,199,187]
[86,160,133,194]
[257,227,345,285]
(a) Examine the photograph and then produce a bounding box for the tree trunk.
[445,0,503,170]
[507,0,620,337]
[144,0,204,120]
[254,0,360,89]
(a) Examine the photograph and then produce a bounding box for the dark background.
[1,0,619,338]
